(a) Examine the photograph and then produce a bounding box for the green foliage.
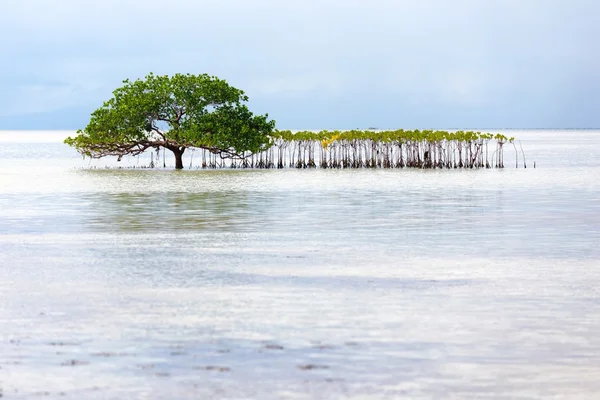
[65,73,275,165]
[270,129,503,144]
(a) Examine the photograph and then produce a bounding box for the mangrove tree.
[65,73,275,169]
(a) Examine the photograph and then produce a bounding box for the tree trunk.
[171,147,185,170]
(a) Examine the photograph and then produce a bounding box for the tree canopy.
[65,73,275,169]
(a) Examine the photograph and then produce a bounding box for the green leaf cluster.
[272,129,509,144]
[65,73,275,160]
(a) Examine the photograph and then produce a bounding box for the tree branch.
[77,139,166,159]
[150,124,166,140]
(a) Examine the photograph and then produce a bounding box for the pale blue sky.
[1,0,598,129]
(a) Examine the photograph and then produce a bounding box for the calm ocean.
[1,130,599,399]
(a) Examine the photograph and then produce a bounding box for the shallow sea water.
[0,130,599,399]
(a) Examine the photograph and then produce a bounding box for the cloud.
[0,83,76,117]
[1,0,599,128]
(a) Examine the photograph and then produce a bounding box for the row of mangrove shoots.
[163,130,526,170]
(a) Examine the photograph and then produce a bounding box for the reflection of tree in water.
[87,191,252,233]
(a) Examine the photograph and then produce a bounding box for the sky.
[0,0,599,130]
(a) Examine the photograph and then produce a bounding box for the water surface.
[1,130,599,399]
